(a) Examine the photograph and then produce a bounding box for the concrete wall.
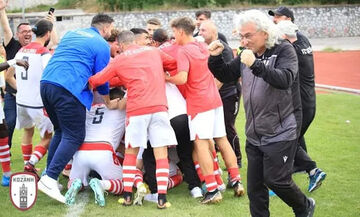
[2,5,360,41]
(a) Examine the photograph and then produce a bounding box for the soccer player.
[143,28,203,199]
[65,88,126,207]
[89,30,178,209]
[0,0,57,149]
[130,28,151,46]
[38,14,115,203]
[198,20,244,193]
[167,17,240,204]
[146,18,162,37]
[13,19,54,180]
[0,55,28,186]
[107,28,121,58]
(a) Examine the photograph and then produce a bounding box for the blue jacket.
[41,27,110,110]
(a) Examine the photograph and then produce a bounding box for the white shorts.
[16,105,53,137]
[125,112,177,149]
[70,142,123,186]
[0,102,4,124]
[189,106,226,141]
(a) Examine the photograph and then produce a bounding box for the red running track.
[314,51,360,90]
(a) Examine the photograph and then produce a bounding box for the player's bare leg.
[208,141,226,192]
[214,136,244,197]
[194,138,222,204]
[25,131,52,181]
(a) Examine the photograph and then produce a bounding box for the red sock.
[133,168,143,188]
[64,160,73,170]
[122,154,137,193]
[194,161,204,182]
[228,167,241,184]
[21,144,32,163]
[29,145,47,165]
[168,174,183,189]
[0,137,11,173]
[156,158,169,194]
[212,151,224,185]
[109,179,123,195]
[204,174,217,192]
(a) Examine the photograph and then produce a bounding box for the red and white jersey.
[84,103,126,151]
[15,42,51,107]
[166,83,186,119]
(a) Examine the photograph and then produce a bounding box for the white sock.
[29,156,38,165]
[3,171,11,177]
[100,180,111,190]
[309,168,317,176]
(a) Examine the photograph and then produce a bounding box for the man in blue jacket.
[38,14,115,203]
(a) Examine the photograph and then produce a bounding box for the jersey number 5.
[92,107,105,124]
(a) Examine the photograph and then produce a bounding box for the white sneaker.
[144,193,158,203]
[218,183,226,193]
[38,175,65,203]
[190,186,203,198]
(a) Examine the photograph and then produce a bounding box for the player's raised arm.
[89,62,117,90]
[0,0,13,45]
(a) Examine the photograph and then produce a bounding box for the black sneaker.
[24,162,40,181]
[118,192,133,206]
[157,193,171,209]
[295,197,315,217]
[200,189,222,204]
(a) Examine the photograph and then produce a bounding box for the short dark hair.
[146,18,161,26]
[170,17,195,35]
[152,28,168,44]
[91,14,114,27]
[107,28,121,42]
[32,19,53,37]
[130,28,149,35]
[16,22,30,32]
[195,10,211,19]
[110,87,126,100]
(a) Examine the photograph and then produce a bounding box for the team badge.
[9,172,38,211]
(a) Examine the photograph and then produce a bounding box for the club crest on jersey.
[9,172,37,211]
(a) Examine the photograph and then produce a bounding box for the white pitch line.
[316,83,360,94]
[64,192,90,217]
